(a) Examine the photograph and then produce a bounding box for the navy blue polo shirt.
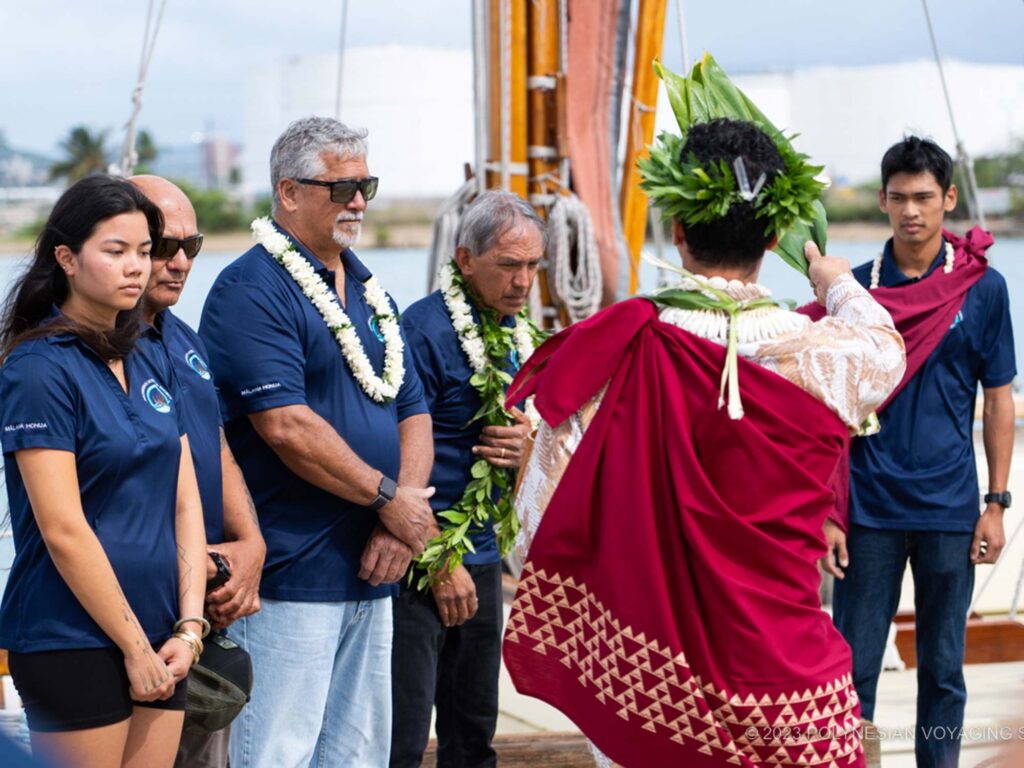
[0,320,183,652]
[139,309,224,544]
[402,290,522,565]
[198,225,428,602]
[849,237,1017,532]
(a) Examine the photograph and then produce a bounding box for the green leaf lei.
[637,53,829,276]
[411,269,547,590]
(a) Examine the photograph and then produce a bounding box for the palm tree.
[133,129,159,174]
[49,126,109,182]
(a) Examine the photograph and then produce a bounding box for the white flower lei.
[251,217,404,403]
[439,261,536,375]
[870,241,955,289]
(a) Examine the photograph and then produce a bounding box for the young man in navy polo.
[199,118,436,768]
[390,190,539,768]
[826,137,1016,768]
[132,175,267,768]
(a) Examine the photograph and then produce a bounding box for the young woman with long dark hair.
[0,175,207,768]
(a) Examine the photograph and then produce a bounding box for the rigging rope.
[117,0,168,177]
[426,180,477,293]
[546,193,603,324]
[920,0,987,229]
[334,0,349,120]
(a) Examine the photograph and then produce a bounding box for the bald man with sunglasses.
[132,175,266,768]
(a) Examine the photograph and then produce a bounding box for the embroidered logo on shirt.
[367,315,385,343]
[950,310,964,330]
[184,349,212,381]
[3,422,48,433]
[240,382,282,397]
[141,379,173,414]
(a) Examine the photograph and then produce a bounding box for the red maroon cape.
[798,227,991,530]
[504,299,864,768]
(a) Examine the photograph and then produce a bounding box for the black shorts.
[9,645,188,732]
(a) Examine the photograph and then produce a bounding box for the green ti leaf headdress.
[637,53,829,276]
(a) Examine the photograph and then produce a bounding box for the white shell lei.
[870,241,955,289]
[251,217,404,403]
[439,261,535,375]
[654,274,809,420]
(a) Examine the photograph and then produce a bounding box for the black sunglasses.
[295,176,379,204]
[153,234,204,261]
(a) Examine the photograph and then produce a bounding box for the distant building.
[242,46,473,200]
[151,135,241,191]
[655,59,1024,186]
[0,139,59,235]
[0,140,52,187]
[243,51,1023,200]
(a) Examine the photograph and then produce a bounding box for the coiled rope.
[545,193,602,324]
[426,180,476,293]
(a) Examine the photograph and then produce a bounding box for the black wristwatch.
[206,551,232,592]
[369,475,398,512]
[984,491,1012,509]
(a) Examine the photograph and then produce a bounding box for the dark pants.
[833,525,974,768]
[390,562,503,768]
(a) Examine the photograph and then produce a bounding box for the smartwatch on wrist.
[984,491,1012,509]
[206,551,232,592]
[369,475,398,512]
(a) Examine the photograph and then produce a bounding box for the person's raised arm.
[16,449,177,702]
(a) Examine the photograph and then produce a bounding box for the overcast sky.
[2,0,1021,156]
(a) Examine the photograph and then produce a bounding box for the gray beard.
[333,223,362,249]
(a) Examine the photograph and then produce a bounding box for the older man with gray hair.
[199,116,437,767]
[391,190,543,767]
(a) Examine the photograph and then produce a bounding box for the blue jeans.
[833,525,974,768]
[228,597,393,768]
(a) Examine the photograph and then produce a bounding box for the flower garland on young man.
[869,241,955,289]
[251,217,404,403]
[412,261,545,589]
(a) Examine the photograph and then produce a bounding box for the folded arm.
[249,404,435,552]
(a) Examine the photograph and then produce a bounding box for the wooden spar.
[620,0,667,295]
[527,0,560,206]
[527,0,562,324]
[487,0,528,197]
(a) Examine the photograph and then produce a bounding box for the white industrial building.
[241,46,474,200]
[669,59,1024,186]
[243,49,1024,198]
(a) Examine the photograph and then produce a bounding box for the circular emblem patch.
[141,379,172,414]
[367,315,386,343]
[185,349,212,380]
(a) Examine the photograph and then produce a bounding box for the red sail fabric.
[566,0,627,306]
[798,227,991,530]
[505,299,864,768]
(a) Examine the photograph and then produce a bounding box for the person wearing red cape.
[815,137,1016,768]
[502,119,907,767]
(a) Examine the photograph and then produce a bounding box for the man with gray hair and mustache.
[391,190,541,767]
[199,116,437,767]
